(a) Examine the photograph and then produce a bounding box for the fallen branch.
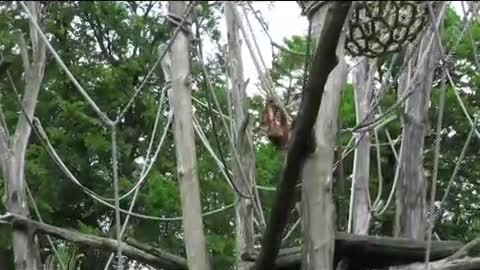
[448,238,480,261]
[0,213,187,270]
[390,257,480,270]
[245,232,462,269]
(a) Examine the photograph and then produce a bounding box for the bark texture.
[0,2,47,270]
[243,233,462,270]
[1,214,187,270]
[168,2,211,270]
[253,2,351,269]
[395,20,441,240]
[225,3,256,270]
[301,3,349,269]
[349,57,375,235]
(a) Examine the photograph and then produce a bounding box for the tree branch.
[245,233,463,270]
[390,258,480,270]
[16,33,30,72]
[84,12,118,65]
[13,6,47,155]
[253,2,352,269]
[448,238,480,261]
[0,214,187,270]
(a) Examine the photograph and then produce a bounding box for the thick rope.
[19,1,112,126]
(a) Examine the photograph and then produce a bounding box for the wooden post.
[395,10,442,240]
[348,57,375,235]
[225,2,256,270]
[168,2,211,270]
[301,2,350,269]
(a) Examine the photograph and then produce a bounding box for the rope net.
[299,1,431,58]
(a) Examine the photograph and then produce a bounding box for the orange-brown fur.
[261,99,290,149]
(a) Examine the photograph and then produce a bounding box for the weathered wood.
[300,2,350,270]
[1,214,187,270]
[244,233,463,270]
[225,3,256,270]
[390,258,480,270]
[349,57,374,235]
[253,2,351,269]
[395,5,443,240]
[1,215,465,270]
[0,3,47,270]
[168,2,211,270]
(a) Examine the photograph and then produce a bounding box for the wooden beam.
[244,233,463,270]
[2,214,187,270]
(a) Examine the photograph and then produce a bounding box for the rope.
[6,78,230,222]
[425,2,480,266]
[439,122,475,211]
[25,183,67,270]
[195,23,250,199]
[115,3,196,123]
[115,84,170,201]
[111,126,123,270]
[245,3,306,57]
[192,115,238,191]
[371,128,384,209]
[18,1,195,128]
[425,45,446,270]
[194,15,267,227]
[19,1,113,126]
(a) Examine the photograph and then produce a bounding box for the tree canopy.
[0,1,479,270]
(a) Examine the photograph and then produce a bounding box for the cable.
[193,7,267,227]
[111,126,123,270]
[19,1,112,126]
[115,84,170,201]
[195,21,248,199]
[115,2,196,123]
[6,67,232,222]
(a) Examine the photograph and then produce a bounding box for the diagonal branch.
[0,213,188,270]
[19,1,113,126]
[253,2,352,269]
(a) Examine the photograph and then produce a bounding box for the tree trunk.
[301,2,349,269]
[394,15,442,240]
[0,2,47,270]
[168,2,211,270]
[252,2,350,269]
[225,3,255,270]
[348,57,374,235]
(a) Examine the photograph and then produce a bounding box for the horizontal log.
[1,214,187,270]
[390,257,480,270]
[244,232,463,270]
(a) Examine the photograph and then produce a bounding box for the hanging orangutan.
[261,98,290,149]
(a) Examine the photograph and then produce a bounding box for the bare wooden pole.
[301,2,350,269]
[348,57,375,234]
[168,2,211,270]
[225,2,256,270]
[0,2,47,270]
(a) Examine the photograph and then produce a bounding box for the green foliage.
[44,244,82,270]
[0,2,478,269]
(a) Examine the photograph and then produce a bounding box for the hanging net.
[298,1,431,58]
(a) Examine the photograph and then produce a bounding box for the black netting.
[298,1,431,58]
[345,1,429,58]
